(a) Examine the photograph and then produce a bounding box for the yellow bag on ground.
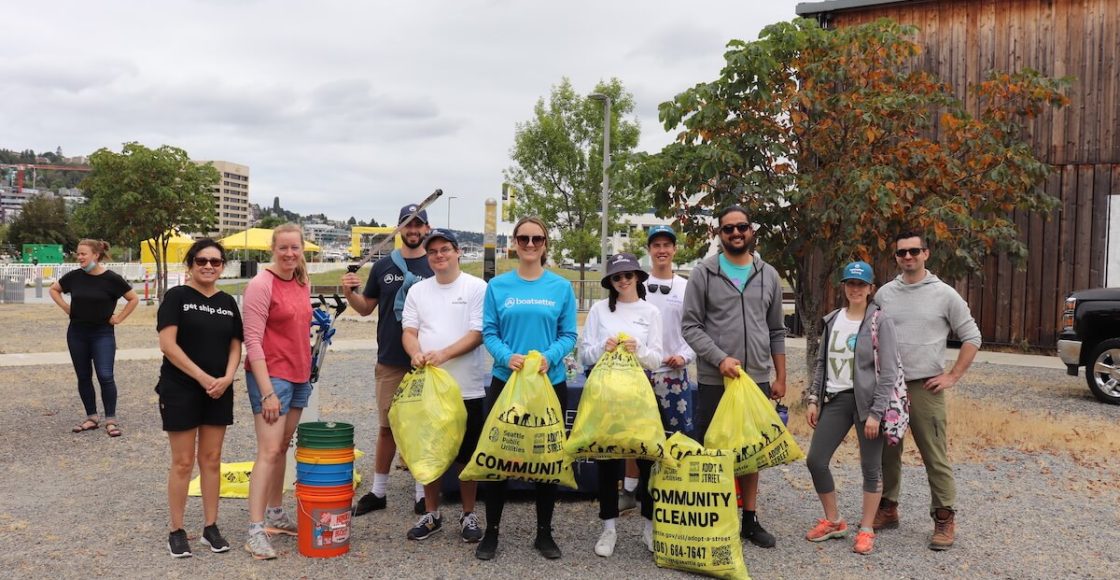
[651,432,749,580]
[705,369,804,476]
[188,451,364,498]
[459,351,576,488]
[566,337,668,463]
[388,364,467,485]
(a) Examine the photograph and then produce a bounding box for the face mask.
[81,260,98,273]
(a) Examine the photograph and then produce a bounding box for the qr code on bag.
[711,544,732,567]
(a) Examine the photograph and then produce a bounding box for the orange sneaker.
[853,530,876,554]
[805,518,848,542]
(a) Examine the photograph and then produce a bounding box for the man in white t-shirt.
[400,229,488,544]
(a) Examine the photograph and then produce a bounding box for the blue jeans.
[66,323,118,419]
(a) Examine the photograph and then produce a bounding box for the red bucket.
[295,483,354,558]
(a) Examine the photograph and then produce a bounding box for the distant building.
[198,160,250,236]
[303,223,350,247]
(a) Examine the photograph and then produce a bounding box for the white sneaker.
[643,521,654,552]
[594,527,617,557]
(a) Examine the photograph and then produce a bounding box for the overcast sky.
[3,0,809,232]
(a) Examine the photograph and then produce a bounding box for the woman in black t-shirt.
[49,239,139,437]
[156,239,243,558]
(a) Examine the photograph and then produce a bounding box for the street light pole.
[589,93,611,271]
[447,195,458,230]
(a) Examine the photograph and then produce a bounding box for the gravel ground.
[2,344,1118,579]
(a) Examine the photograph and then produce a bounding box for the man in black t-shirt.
[341,204,434,515]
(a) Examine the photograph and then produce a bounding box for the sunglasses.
[611,272,636,283]
[895,247,926,257]
[192,257,224,267]
[647,283,671,294]
[515,235,547,247]
[719,223,751,235]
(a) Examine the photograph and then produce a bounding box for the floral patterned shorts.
[651,368,694,436]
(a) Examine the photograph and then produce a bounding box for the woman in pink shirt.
[241,224,312,560]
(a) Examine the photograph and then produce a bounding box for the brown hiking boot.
[872,498,899,530]
[929,508,955,551]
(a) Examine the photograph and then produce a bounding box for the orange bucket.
[295,447,356,465]
[295,483,354,558]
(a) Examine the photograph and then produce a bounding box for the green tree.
[75,143,219,299]
[622,226,648,260]
[7,195,77,251]
[505,77,648,282]
[257,214,286,229]
[643,18,1068,362]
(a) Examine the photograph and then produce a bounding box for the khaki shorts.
[375,363,409,428]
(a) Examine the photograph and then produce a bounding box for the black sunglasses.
[610,272,636,283]
[647,284,671,294]
[515,235,547,247]
[895,247,926,257]
[719,223,751,235]
[192,257,224,267]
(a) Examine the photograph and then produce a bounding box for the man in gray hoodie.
[681,205,787,548]
[873,231,981,551]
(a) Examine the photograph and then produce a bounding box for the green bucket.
[297,421,355,450]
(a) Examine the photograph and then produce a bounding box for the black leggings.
[596,459,654,520]
[482,376,568,531]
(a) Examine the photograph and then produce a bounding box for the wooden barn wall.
[808,0,1119,348]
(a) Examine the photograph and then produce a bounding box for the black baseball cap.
[398,204,430,225]
[423,228,459,249]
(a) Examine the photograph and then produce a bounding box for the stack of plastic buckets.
[295,421,355,558]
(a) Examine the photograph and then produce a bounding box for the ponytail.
[78,239,111,262]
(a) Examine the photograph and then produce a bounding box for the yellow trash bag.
[188,452,364,498]
[460,351,577,488]
[705,369,804,476]
[567,334,668,463]
[389,364,468,485]
[651,432,749,580]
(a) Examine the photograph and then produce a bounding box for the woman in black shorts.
[156,239,243,558]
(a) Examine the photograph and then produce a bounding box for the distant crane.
[0,163,92,193]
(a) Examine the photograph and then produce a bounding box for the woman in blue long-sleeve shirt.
[476,216,578,562]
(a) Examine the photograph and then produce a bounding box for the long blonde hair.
[271,223,308,285]
[77,239,111,262]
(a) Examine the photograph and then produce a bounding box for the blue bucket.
[296,461,354,486]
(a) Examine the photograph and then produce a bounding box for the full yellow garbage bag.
[705,369,804,476]
[651,432,749,580]
[460,351,576,488]
[567,336,668,463]
[389,364,468,485]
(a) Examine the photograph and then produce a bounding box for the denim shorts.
[246,374,312,416]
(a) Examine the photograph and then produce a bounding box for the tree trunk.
[795,251,831,373]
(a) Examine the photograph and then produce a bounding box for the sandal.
[105,422,122,438]
[72,419,99,433]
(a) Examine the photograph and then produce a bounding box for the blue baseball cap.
[423,228,458,249]
[840,261,874,284]
[399,204,429,225]
[647,225,677,245]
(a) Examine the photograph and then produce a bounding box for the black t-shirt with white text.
[363,253,433,367]
[58,269,132,326]
[157,285,244,389]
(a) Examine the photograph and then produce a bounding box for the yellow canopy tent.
[218,228,321,253]
[140,231,196,264]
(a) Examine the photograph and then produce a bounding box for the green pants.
[881,379,956,514]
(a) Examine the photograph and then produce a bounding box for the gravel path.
[2,346,1118,579]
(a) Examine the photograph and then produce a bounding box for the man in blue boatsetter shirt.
[681,205,787,549]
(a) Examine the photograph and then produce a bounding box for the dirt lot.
[1,305,1118,578]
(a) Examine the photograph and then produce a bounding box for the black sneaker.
[533,526,562,559]
[414,498,426,515]
[168,529,192,558]
[201,524,230,553]
[353,491,387,516]
[407,513,443,540]
[741,514,777,548]
[460,512,483,543]
[475,529,499,560]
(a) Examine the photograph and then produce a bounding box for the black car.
[1058,288,1120,405]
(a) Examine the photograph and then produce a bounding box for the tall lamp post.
[589,92,611,271]
[446,195,458,230]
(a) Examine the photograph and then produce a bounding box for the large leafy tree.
[643,18,1068,362]
[505,77,649,281]
[7,195,77,251]
[75,143,219,299]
